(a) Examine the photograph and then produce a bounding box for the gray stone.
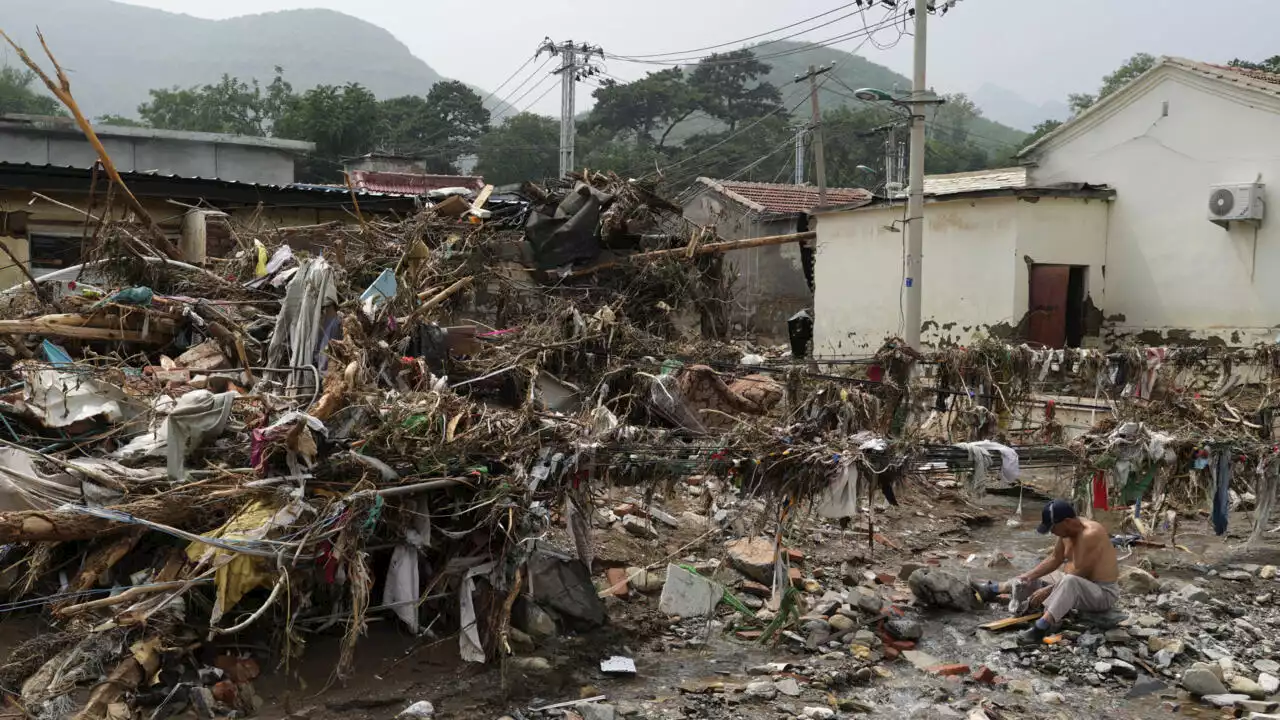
[1229,676,1268,699]
[802,619,832,635]
[1078,632,1103,648]
[1127,675,1167,698]
[1111,659,1138,678]
[1182,664,1229,696]
[898,563,926,581]
[578,704,616,720]
[507,627,535,653]
[801,708,835,720]
[1178,584,1211,603]
[744,681,777,700]
[828,614,856,633]
[813,591,844,617]
[1040,692,1066,705]
[621,514,659,539]
[1254,659,1280,675]
[658,564,722,618]
[396,701,435,720]
[1262,565,1278,580]
[1095,662,1113,674]
[1260,672,1280,694]
[848,586,884,614]
[1221,571,1254,582]
[1096,646,1114,659]
[907,568,982,612]
[1240,700,1280,714]
[1105,628,1131,643]
[516,602,556,640]
[1201,693,1250,709]
[775,678,801,697]
[1114,647,1136,664]
[1119,567,1160,595]
[1155,649,1176,668]
[885,617,924,641]
[507,656,552,674]
[1135,614,1164,628]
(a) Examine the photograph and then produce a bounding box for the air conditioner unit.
[1207,182,1265,228]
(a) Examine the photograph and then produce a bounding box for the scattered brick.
[604,568,629,596]
[972,666,997,685]
[928,664,971,677]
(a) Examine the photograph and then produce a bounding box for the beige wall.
[813,195,1111,354]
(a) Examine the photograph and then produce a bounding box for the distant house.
[812,168,1113,353]
[813,57,1280,352]
[0,119,422,287]
[343,152,485,196]
[0,114,313,185]
[683,178,871,340]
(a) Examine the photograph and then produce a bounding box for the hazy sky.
[115,0,1280,115]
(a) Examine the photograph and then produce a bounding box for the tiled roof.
[1192,61,1280,88]
[349,171,485,196]
[923,167,1027,196]
[696,177,872,214]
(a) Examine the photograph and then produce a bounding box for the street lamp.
[853,87,897,104]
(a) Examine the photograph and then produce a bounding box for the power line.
[491,56,555,119]
[498,73,557,121]
[481,52,539,106]
[609,2,860,59]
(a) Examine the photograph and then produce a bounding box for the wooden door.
[1028,264,1070,348]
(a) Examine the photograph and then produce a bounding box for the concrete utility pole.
[794,125,806,185]
[795,65,832,206]
[539,39,603,177]
[903,0,929,349]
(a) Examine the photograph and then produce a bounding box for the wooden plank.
[978,612,1042,631]
[471,184,495,213]
[0,319,162,343]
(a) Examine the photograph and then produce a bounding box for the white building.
[813,57,1280,353]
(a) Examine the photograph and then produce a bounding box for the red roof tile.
[1205,63,1280,86]
[349,171,485,196]
[697,177,871,214]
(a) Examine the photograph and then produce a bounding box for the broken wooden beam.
[565,230,817,278]
[0,495,203,543]
[0,316,168,343]
[977,612,1043,631]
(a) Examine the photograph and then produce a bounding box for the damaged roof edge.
[0,113,316,154]
[810,185,1116,215]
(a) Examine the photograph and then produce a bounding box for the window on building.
[28,234,82,277]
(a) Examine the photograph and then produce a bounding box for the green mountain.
[756,40,1028,157]
[2,0,447,119]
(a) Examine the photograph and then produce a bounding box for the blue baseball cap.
[1037,499,1077,534]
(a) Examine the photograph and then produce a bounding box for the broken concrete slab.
[658,564,722,618]
[621,515,658,539]
[527,545,607,626]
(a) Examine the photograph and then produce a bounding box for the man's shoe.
[1018,623,1049,645]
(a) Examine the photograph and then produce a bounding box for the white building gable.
[1022,57,1280,345]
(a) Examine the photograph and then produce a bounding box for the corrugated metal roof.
[349,170,485,196]
[696,177,872,214]
[923,167,1027,196]
[0,162,413,197]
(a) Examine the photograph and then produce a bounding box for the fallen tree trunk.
[565,231,817,278]
[0,496,201,543]
[0,317,172,343]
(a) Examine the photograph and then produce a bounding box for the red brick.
[735,630,763,641]
[785,548,805,563]
[885,639,915,651]
[739,580,770,598]
[971,666,996,685]
[788,567,804,588]
[928,664,971,677]
[604,568,629,597]
[613,503,635,516]
[875,572,896,586]
[882,646,900,660]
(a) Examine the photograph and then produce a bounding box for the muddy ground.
[3,478,1273,720]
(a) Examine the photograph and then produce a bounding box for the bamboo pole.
[565,230,817,278]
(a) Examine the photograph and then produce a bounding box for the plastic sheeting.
[953,440,1021,497]
[23,369,135,429]
[267,257,337,397]
[523,182,612,270]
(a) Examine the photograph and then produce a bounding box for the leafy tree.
[0,65,63,116]
[1067,92,1096,117]
[1020,119,1063,149]
[688,50,782,132]
[588,68,698,148]
[1229,56,1280,74]
[667,113,794,187]
[1068,53,1156,115]
[139,69,293,136]
[275,82,380,181]
[95,114,147,127]
[821,105,902,189]
[931,92,982,145]
[474,112,559,185]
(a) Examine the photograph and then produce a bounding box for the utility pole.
[794,126,806,185]
[539,39,603,178]
[795,65,831,206]
[903,0,929,349]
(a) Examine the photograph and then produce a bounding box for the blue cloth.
[1212,452,1231,536]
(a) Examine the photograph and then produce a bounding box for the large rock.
[658,564,723,618]
[527,546,607,626]
[1229,675,1268,699]
[621,515,659,539]
[578,704,616,720]
[1202,694,1250,709]
[907,568,982,612]
[885,618,924,641]
[1260,672,1280,694]
[515,602,556,640]
[1182,663,1229,697]
[1178,583,1211,603]
[726,537,776,583]
[1118,567,1160,595]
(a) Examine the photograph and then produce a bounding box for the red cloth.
[1092,471,1109,510]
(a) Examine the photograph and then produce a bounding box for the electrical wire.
[491,56,555,120]
[480,52,539,106]
[609,3,861,59]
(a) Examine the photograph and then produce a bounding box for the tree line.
[2,50,1008,189]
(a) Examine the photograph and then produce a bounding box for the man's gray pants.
[1030,571,1119,621]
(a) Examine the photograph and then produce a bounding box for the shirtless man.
[973,500,1120,644]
